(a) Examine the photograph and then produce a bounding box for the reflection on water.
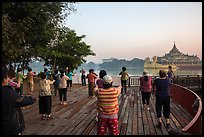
[144,68,202,76]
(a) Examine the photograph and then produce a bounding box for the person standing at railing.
[139,71,152,110]
[167,65,174,83]
[119,67,129,94]
[153,69,171,130]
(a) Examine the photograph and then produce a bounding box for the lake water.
[25,61,202,76]
[23,61,202,85]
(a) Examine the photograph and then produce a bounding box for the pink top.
[9,80,20,88]
[139,76,152,92]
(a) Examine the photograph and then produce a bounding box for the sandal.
[41,115,46,120]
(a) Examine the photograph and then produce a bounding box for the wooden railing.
[170,84,202,135]
[172,75,202,94]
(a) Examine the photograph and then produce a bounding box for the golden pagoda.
[144,42,202,70]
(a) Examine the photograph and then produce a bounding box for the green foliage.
[2,2,95,72]
[43,27,95,71]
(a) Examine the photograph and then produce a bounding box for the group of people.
[2,64,174,135]
[38,67,76,121]
[139,65,174,130]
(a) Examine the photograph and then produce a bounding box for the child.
[94,75,121,135]
[39,72,55,120]
[86,69,97,98]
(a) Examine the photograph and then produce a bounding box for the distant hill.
[99,58,145,70]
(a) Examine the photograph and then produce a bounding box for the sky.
[64,2,202,63]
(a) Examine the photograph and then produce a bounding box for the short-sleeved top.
[16,72,24,84]
[95,87,121,116]
[27,71,35,83]
[59,75,69,89]
[153,78,171,97]
[86,73,97,83]
[39,79,54,96]
[119,71,129,80]
[67,72,73,80]
[139,76,152,92]
[45,71,50,80]
[81,69,86,76]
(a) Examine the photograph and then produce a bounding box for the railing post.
[128,76,131,87]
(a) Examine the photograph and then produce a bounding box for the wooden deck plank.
[21,84,193,135]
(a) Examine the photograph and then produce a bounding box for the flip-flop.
[46,116,53,120]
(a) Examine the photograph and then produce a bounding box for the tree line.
[2,2,95,73]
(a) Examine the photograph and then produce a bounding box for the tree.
[2,2,77,69]
[41,27,95,73]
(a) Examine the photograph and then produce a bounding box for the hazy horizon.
[65,2,202,63]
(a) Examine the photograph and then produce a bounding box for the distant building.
[157,42,202,69]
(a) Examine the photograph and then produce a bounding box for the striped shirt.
[94,86,121,115]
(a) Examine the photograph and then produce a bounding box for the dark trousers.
[39,96,52,115]
[141,92,151,105]
[156,96,170,118]
[81,75,86,86]
[53,85,58,96]
[67,80,72,87]
[121,80,127,93]
[88,82,94,96]
[59,88,67,101]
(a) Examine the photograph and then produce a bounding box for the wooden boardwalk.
[22,84,193,135]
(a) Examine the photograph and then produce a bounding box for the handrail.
[170,84,202,135]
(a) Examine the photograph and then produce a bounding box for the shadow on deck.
[22,84,192,135]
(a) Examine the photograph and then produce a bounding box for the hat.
[103,75,113,84]
[142,71,148,76]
